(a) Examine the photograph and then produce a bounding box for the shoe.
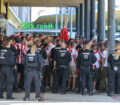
[72,88,76,92]
[36,97,42,101]
[61,91,66,95]
[7,97,15,99]
[82,91,86,95]
[76,90,80,93]
[89,92,93,96]
[52,90,58,93]
[93,89,96,93]
[108,93,113,97]
[0,96,4,99]
[23,97,29,101]
[45,86,50,91]
[67,88,71,91]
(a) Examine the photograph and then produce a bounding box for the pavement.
[0,92,120,104]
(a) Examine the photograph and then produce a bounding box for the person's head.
[27,41,33,49]
[100,44,105,51]
[21,37,26,44]
[46,36,52,43]
[60,40,67,49]
[92,44,97,51]
[33,38,41,46]
[9,37,16,46]
[31,44,37,54]
[76,45,82,52]
[70,42,75,48]
[115,41,120,51]
[56,39,61,45]
[20,32,25,37]
[2,38,11,48]
[43,43,49,50]
[84,41,92,50]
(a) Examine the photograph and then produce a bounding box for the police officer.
[77,41,96,96]
[0,39,16,99]
[107,42,120,96]
[35,38,47,60]
[51,39,61,92]
[53,40,71,94]
[23,44,44,101]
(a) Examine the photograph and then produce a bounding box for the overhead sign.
[21,22,59,30]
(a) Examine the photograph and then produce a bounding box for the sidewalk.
[0,92,120,104]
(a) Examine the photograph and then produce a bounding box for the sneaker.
[7,97,15,100]
[108,93,113,97]
[36,97,42,101]
[82,91,86,95]
[61,91,66,95]
[0,96,4,99]
[23,97,29,101]
[72,88,76,92]
[45,86,49,91]
[93,89,96,93]
[89,92,93,96]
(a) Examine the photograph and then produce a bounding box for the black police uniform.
[23,52,44,101]
[53,48,71,94]
[36,46,47,93]
[0,48,16,99]
[77,49,96,95]
[51,45,61,92]
[10,45,19,92]
[50,44,61,72]
[108,52,120,96]
[36,46,47,60]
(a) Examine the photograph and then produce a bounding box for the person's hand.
[101,67,103,71]
[53,66,56,71]
[14,66,17,70]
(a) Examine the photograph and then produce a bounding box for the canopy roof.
[9,0,84,7]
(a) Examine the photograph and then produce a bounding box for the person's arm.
[101,51,107,70]
[53,51,57,70]
[73,54,77,64]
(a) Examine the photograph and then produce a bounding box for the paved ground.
[0,92,120,104]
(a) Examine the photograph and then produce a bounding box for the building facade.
[7,7,31,36]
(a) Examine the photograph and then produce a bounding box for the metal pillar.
[61,7,63,29]
[76,7,80,36]
[84,0,90,40]
[70,7,73,38]
[108,0,115,53]
[55,7,58,36]
[98,0,105,42]
[80,4,84,38]
[90,0,96,39]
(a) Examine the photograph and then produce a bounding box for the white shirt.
[99,50,108,67]
[71,48,77,66]
[93,51,100,69]
[44,50,50,65]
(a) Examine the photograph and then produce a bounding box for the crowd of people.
[0,32,120,101]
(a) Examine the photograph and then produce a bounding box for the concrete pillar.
[90,0,96,39]
[70,7,73,38]
[76,7,80,36]
[84,0,90,40]
[98,0,105,42]
[80,4,84,38]
[108,0,115,53]
[60,7,63,30]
